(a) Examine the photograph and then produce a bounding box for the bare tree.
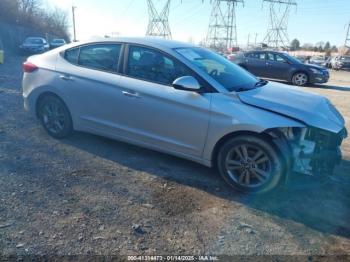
[0,0,20,23]
[0,0,70,41]
[17,0,42,24]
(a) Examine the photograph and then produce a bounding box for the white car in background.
[22,38,347,193]
[331,56,350,70]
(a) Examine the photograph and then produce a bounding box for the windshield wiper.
[255,79,268,87]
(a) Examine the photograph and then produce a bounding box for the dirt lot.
[0,55,350,258]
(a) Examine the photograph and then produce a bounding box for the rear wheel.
[217,135,284,194]
[38,95,73,139]
[292,72,308,86]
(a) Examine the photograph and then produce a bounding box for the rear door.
[245,52,268,77]
[265,52,290,80]
[55,43,126,133]
[115,45,212,157]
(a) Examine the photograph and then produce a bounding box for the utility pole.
[146,0,172,39]
[345,21,350,47]
[254,33,258,46]
[72,6,77,42]
[206,0,244,52]
[262,0,297,50]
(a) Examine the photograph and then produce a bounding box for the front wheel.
[292,72,308,86]
[38,95,73,139]
[217,135,284,194]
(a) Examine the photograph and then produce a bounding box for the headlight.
[309,68,322,74]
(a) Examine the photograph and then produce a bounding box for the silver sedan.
[22,37,347,193]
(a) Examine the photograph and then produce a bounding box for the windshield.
[284,53,302,64]
[311,56,325,61]
[340,56,350,61]
[25,38,44,44]
[175,47,259,92]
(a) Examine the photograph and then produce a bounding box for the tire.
[292,72,308,86]
[38,95,73,139]
[217,135,284,194]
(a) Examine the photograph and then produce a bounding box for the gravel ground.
[0,55,350,258]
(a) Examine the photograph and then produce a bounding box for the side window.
[65,47,79,64]
[247,53,255,59]
[248,52,265,60]
[267,53,287,63]
[258,53,266,60]
[267,53,275,61]
[78,44,121,72]
[126,45,194,85]
[275,54,286,63]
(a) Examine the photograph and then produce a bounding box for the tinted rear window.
[65,47,79,64]
[78,44,121,72]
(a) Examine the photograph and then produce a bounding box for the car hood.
[238,82,345,133]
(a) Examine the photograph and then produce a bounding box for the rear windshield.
[52,39,65,44]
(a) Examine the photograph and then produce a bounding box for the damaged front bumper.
[291,127,347,177]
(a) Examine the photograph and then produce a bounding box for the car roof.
[65,37,195,50]
[246,50,287,55]
[26,37,45,40]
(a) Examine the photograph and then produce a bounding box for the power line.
[345,21,350,47]
[146,0,172,39]
[206,0,244,51]
[262,0,297,50]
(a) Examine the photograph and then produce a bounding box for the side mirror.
[172,76,201,92]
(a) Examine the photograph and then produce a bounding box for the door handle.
[122,91,140,98]
[59,75,73,81]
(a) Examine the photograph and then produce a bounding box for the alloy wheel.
[224,144,272,188]
[293,73,308,86]
[41,101,66,135]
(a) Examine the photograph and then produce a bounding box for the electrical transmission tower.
[146,0,172,39]
[206,0,244,51]
[263,0,297,50]
[345,21,350,47]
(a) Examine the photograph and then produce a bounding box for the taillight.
[23,61,38,73]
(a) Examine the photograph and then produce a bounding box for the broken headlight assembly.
[290,127,347,176]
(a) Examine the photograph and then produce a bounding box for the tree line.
[290,39,338,55]
[0,0,70,41]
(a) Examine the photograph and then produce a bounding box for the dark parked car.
[19,37,50,54]
[50,39,66,49]
[234,51,329,86]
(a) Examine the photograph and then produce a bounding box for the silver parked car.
[22,38,347,193]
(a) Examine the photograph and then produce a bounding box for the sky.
[47,0,350,47]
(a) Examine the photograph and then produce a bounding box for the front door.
[116,45,212,157]
[266,53,290,80]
